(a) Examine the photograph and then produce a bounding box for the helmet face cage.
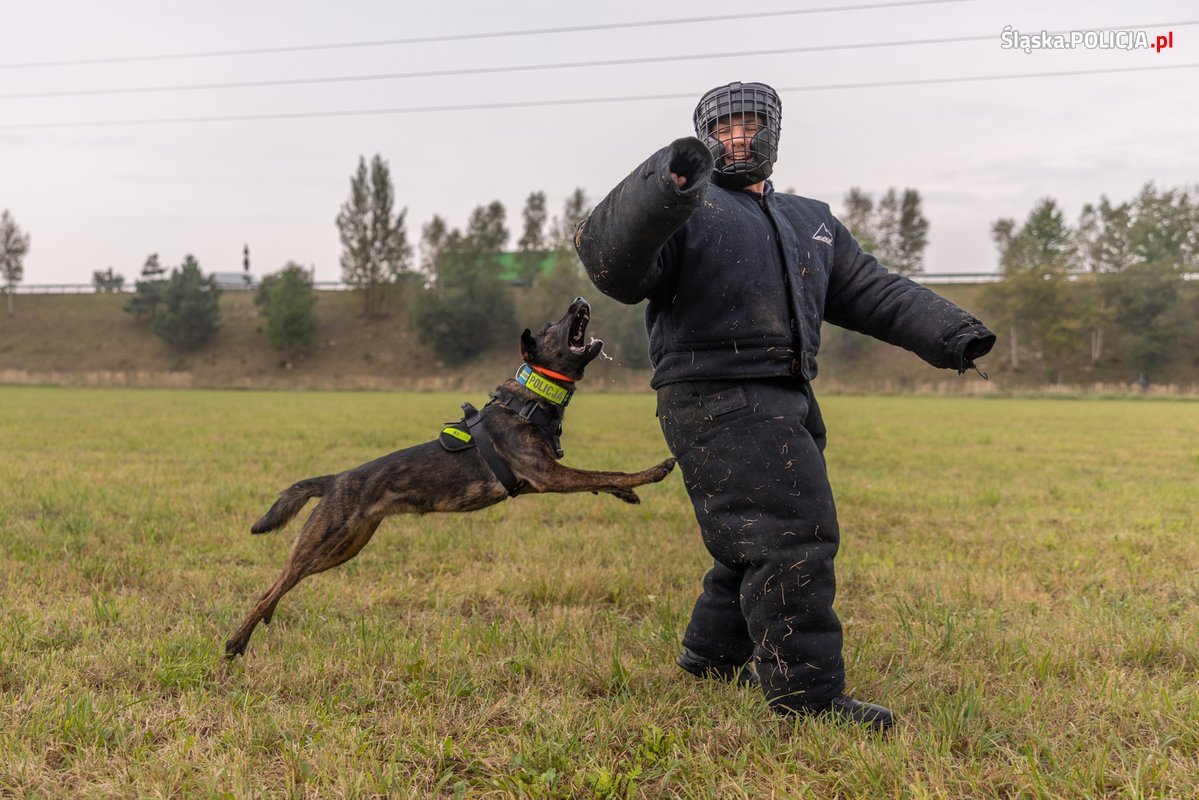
[692,82,782,188]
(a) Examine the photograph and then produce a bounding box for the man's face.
[710,112,764,167]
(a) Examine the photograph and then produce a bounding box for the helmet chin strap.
[713,169,771,190]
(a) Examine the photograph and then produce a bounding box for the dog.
[225,298,676,658]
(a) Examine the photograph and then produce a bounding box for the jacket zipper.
[759,191,805,376]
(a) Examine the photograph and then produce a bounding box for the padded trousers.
[657,377,845,710]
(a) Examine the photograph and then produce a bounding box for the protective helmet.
[692,81,782,189]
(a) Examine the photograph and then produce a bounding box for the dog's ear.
[520,328,537,362]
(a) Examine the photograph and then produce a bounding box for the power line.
[3,62,1194,131]
[6,20,1196,102]
[0,0,975,70]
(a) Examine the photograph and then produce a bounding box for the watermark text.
[1000,27,1174,54]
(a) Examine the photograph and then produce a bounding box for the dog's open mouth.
[569,304,590,354]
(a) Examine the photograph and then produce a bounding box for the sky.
[1,0,1196,286]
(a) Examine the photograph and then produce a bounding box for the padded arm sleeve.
[574,137,713,304]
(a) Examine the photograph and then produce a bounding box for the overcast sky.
[1,0,1196,285]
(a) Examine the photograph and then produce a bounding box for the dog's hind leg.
[225,570,304,659]
[261,516,384,626]
[225,513,385,659]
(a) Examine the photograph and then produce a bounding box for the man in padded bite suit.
[574,81,995,730]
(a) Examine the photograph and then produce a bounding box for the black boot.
[777,694,894,731]
[676,647,759,688]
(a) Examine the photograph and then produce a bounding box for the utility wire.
[0,0,975,70]
[2,62,1194,131]
[4,20,1195,101]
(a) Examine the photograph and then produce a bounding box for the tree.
[889,189,930,275]
[92,267,125,293]
[536,188,650,366]
[838,187,927,274]
[1076,201,1117,365]
[0,210,31,317]
[981,198,1079,377]
[419,215,448,280]
[256,262,318,357]
[841,188,879,252]
[548,188,589,249]
[153,255,222,349]
[1097,184,1198,385]
[124,253,167,321]
[413,201,516,363]
[336,154,412,317]
[528,189,591,326]
[516,191,548,284]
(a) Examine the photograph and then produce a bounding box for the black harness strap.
[488,386,565,459]
[462,402,524,497]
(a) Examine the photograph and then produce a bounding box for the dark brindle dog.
[225,298,675,658]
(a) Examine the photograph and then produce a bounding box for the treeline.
[121,252,319,358]
[980,183,1199,384]
[332,153,648,366]
[14,154,1196,386]
[110,153,651,368]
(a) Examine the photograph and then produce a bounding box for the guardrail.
[11,269,1199,295]
[8,273,1009,295]
[7,280,351,294]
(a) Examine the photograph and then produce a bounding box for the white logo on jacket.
[811,223,833,245]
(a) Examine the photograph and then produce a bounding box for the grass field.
[1,386,1196,799]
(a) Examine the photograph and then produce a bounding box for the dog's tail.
[251,476,333,534]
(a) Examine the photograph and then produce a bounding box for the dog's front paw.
[648,458,677,481]
[609,488,641,504]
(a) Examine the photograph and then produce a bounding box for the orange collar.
[529,364,575,383]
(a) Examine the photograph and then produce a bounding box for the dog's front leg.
[521,457,676,504]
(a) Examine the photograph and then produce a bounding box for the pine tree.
[153,255,222,349]
[124,253,167,321]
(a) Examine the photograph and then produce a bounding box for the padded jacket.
[575,137,996,388]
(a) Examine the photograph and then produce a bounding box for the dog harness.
[437,403,525,497]
[436,363,577,497]
[463,403,524,497]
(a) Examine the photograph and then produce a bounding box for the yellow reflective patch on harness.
[442,426,472,443]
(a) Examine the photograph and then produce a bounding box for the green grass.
[1,387,1196,798]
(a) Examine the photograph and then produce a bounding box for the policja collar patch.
[515,363,575,406]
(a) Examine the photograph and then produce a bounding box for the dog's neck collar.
[515,362,576,407]
[489,382,567,459]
